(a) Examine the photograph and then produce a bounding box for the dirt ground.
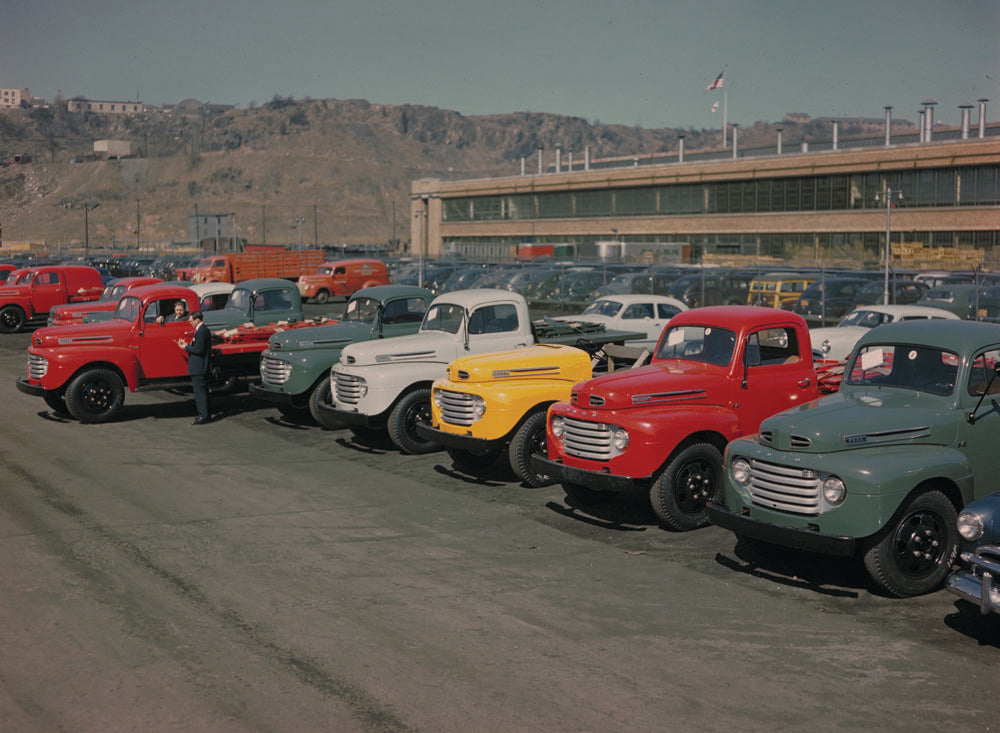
[1,310,997,732]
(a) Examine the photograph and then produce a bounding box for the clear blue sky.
[2,0,998,130]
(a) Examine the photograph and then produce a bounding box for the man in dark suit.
[182,310,213,424]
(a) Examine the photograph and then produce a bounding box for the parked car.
[948,490,1000,615]
[792,277,871,327]
[554,294,688,348]
[666,269,754,308]
[810,304,960,361]
[747,272,817,309]
[851,279,930,307]
[917,284,986,318]
[591,267,684,299]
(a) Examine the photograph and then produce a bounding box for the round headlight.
[433,390,442,408]
[732,457,751,486]
[822,476,846,505]
[957,510,985,541]
[357,378,367,398]
[551,415,565,438]
[611,427,629,452]
[472,395,486,418]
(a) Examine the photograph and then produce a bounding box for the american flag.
[706,70,725,91]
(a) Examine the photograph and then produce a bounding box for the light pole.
[294,215,305,249]
[874,187,902,305]
[82,202,100,255]
[135,198,141,250]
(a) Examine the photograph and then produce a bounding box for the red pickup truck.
[532,306,819,530]
[0,265,105,333]
[15,284,268,422]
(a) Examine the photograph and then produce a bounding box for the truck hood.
[570,361,729,410]
[446,344,590,384]
[268,320,367,352]
[0,285,30,299]
[31,320,132,348]
[340,331,451,366]
[756,389,958,453]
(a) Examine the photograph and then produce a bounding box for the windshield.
[107,284,129,301]
[422,303,464,334]
[343,297,378,323]
[582,299,622,317]
[114,296,142,322]
[656,325,736,366]
[318,266,333,276]
[14,271,34,285]
[99,284,116,301]
[845,344,958,395]
[838,310,890,328]
[224,288,252,314]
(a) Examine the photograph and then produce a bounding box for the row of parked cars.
[6,259,999,617]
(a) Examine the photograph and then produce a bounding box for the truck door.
[739,325,816,430]
[466,302,527,352]
[957,347,1000,502]
[31,269,67,316]
[137,298,193,378]
[380,296,429,338]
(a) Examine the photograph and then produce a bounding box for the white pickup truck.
[318,289,643,454]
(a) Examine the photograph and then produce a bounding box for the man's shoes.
[192,416,212,425]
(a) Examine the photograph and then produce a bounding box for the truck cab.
[297,259,389,304]
[203,278,303,331]
[533,306,819,531]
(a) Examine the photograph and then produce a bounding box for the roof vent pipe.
[585,145,591,171]
[918,109,925,142]
[678,134,685,164]
[922,100,937,142]
[520,155,526,176]
[537,146,543,175]
[555,145,562,173]
[978,98,989,138]
[732,123,739,159]
[960,103,974,139]
[832,121,839,151]
[884,106,893,146]
[776,127,783,155]
[568,151,573,172]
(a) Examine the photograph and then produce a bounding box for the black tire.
[387,388,439,454]
[562,481,616,506]
[309,379,344,429]
[0,305,27,334]
[649,442,723,531]
[314,289,330,304]
[863,490,959,597]
[65,368,125,423]
[447,446,504,472]
[509,411,555,488]
[208,374,239,395]
[43,390,69,415]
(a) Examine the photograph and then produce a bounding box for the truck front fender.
[36,346,139,392]
[434,378,571,441]
[333,361,444,417]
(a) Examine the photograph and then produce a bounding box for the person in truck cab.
[156,300,189,324]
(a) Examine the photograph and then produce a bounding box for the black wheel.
[649,442,723,531]
[863,490,958,597]
[43,390,69,415]
[509,411,555,488]
[0,305,26,333]
[314,289,330,304]
[208,374,239,395]
[387,388,439,454]
[309,379,344,429]
[447,446,504,471]
[65,368,125,423]
[562,482,616,506]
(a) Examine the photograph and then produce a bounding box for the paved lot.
[1,308,997,732]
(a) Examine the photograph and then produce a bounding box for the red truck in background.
[0,265,105,333]
[297,258,389,303]
[48,276,162,326]
[532,306,820,531]
[180,250,325,284]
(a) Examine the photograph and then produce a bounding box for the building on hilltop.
[410,103,1000,270]
[67,98,146,115]
[1,87,30,109]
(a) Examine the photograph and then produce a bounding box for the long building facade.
[410,126,1000,271]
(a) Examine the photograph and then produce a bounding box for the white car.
[810,304,960,361]
[554,294,688,348]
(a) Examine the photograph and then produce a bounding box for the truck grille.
[562,417,614,461]
[334,372,364,404]
[260,355,292,384]
[27,353,47,379]
[748,459,821,515]
[437,390,478,426]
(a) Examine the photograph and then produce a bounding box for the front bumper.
[317,401,384,428]
[705,501,857,556]
[249,382,300,406]
[529,454,652,494]
[16,377,45,397]
[946,547,1000,615]
[415,423,505,453]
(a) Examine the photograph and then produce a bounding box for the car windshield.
[107,284,129,301]
[656,325,736,366]
[223,288,252,314]
[582,300,622,317]
[838,310,891,328]
[113,296,142,322]
[845,344,958,395]
[421,303,464,334]
[343,297,378,323]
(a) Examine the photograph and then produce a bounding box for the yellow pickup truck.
[416,341,646,487]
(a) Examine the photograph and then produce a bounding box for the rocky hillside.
[0,98,895,252]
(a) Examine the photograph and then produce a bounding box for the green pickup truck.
[249,285,433,424]
[708,319,1000,597]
